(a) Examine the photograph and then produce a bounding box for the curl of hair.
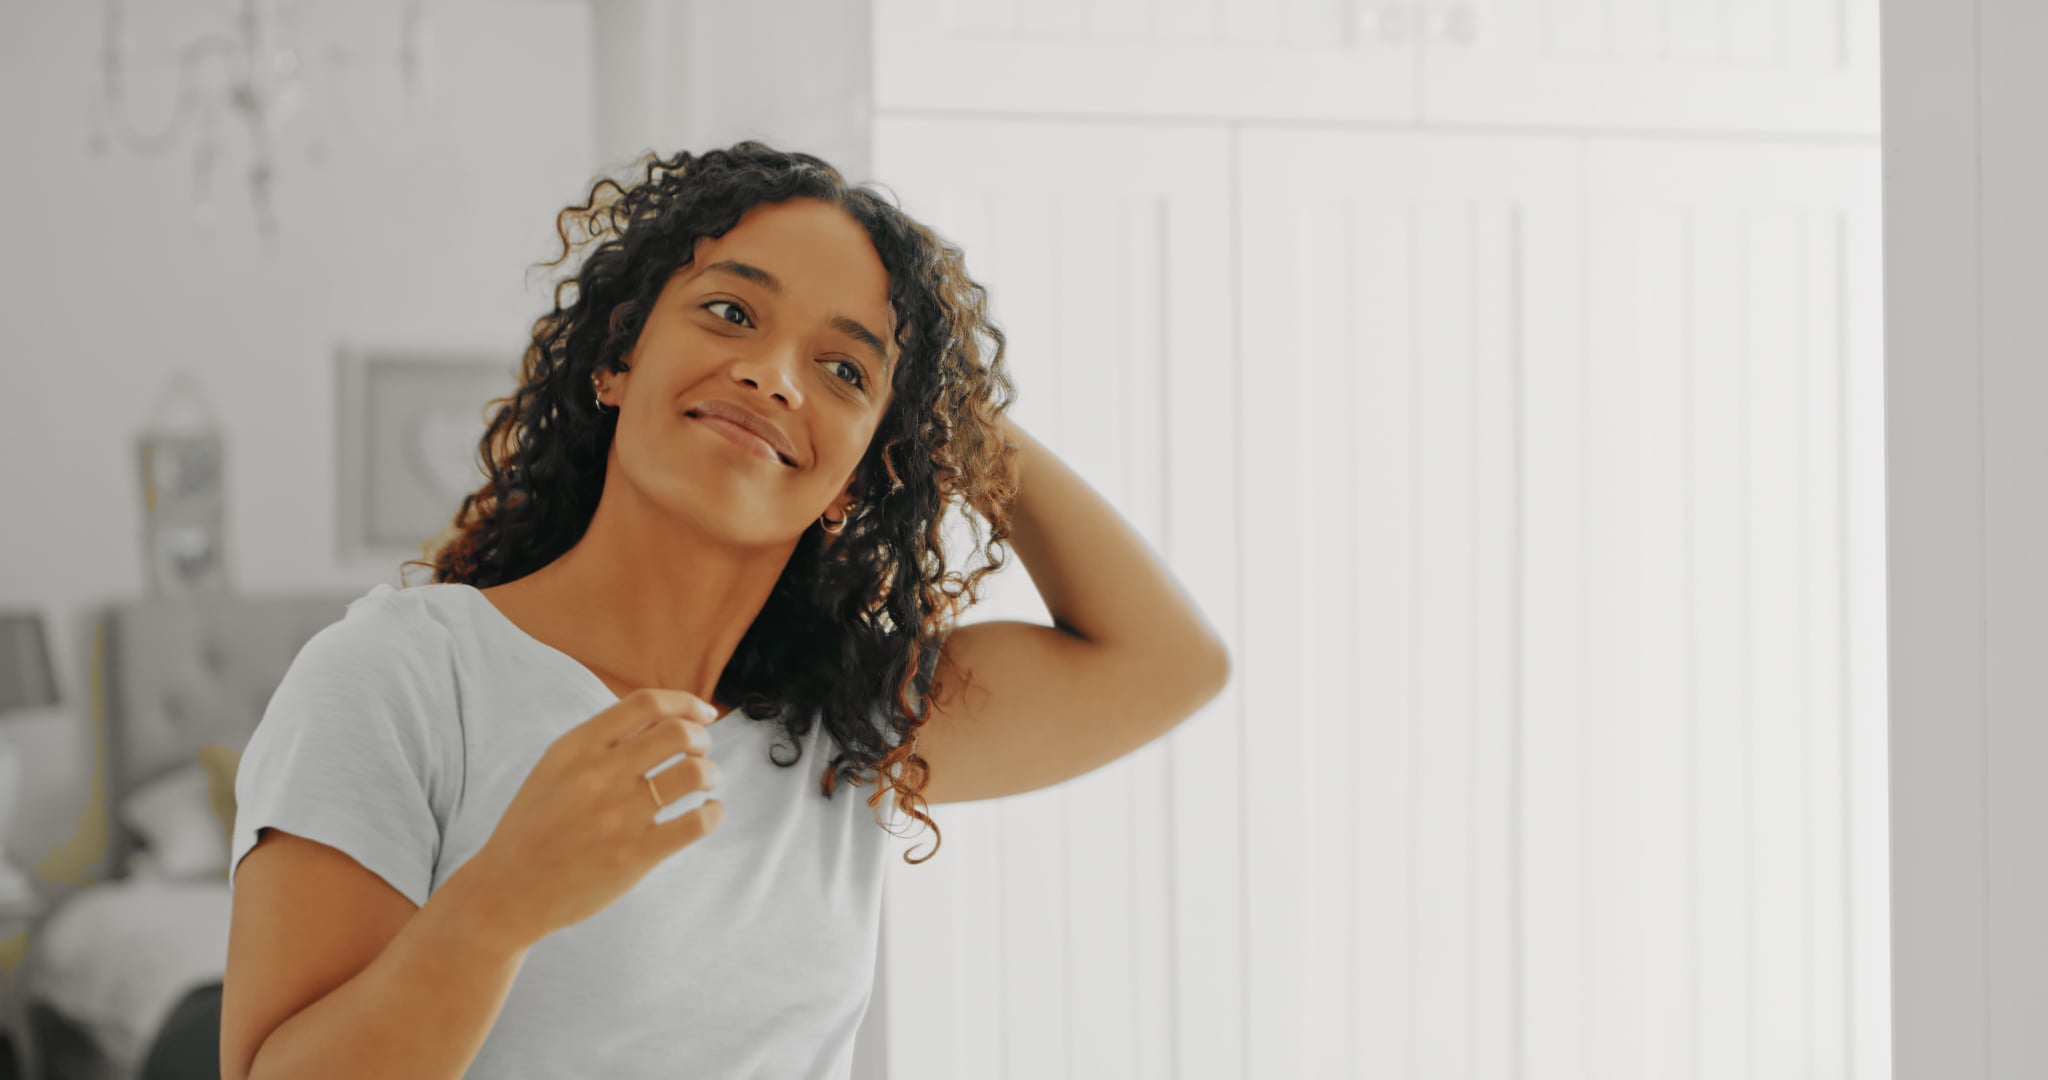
[402,141,1020,864]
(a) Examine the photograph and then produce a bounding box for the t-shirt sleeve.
[229,595,461,909]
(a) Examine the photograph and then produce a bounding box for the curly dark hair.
[400,141,1020,864]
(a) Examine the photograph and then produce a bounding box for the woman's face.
[605,197,899,545]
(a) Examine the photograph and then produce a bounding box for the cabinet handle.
[1428,4,1478,45]
[1354,3,1413,45]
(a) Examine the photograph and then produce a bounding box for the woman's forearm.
[999,415,1228,668]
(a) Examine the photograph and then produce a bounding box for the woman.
[221,142,1230,1080]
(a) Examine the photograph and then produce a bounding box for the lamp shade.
[0,611,59,714]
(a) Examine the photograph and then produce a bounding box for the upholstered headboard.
[97,590,364,877]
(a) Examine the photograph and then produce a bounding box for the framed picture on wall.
[335,345,521,564]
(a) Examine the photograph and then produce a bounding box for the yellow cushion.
[196,744,243,879]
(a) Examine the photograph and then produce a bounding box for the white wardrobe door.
[867,117,1884,1080]
[1233,129,1886,1079]
[1584,139,1888,1080]
[1419,0,1879,134]
[1237,128,1582,1079]
[871,115,1237,1080]
[874,0,1418,122]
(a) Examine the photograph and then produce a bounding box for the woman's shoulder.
[338,580,491,633]
[290,581,464,683]
[332,580,454,635]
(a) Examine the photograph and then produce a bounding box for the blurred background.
[0,0,1892,1078]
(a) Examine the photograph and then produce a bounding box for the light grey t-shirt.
[229,581,910,1079]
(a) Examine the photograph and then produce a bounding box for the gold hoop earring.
[820,503,855,535]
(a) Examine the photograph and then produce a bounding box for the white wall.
[589,0,871,183]
[1883,0,2048,1074]
[0,0,596,890]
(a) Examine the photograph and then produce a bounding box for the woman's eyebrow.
[699,259,893,376]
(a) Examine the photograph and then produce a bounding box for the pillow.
[196,744,242,860]
[118,762,229,880]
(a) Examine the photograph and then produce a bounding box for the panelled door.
[1236,127,1581,1079]
[874,0,1419,122]
[871,114,1238,1080]
[1579,137,1888,1080]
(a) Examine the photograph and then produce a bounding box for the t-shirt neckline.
[453,582,743,723]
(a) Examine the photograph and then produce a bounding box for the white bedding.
[26,863,232,1075]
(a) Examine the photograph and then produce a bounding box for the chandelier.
[85,0,435,239]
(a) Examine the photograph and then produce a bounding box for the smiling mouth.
[687,412,796,467]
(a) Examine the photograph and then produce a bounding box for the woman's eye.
[704,299,865,391]
[703,299,752,327]
[831,360,868,390]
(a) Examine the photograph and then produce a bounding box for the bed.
[17,589,362,1080]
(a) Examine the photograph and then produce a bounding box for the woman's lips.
[691,413,787,465]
